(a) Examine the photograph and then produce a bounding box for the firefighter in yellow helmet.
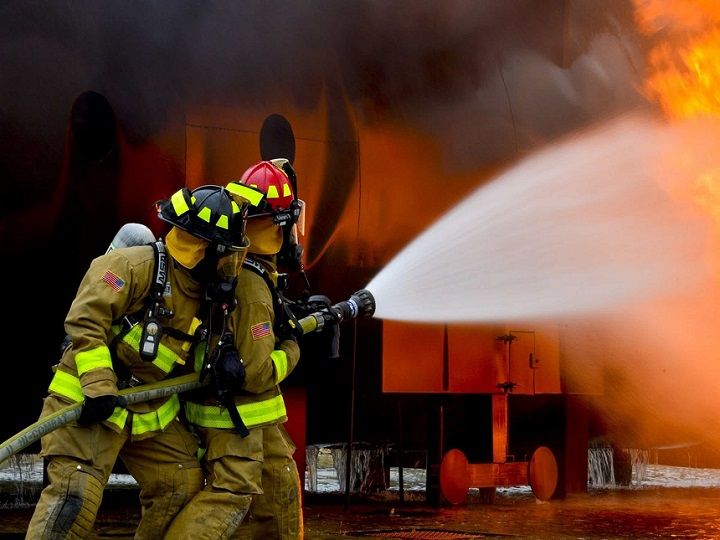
[166,159,304,539]
[26,185,252,539]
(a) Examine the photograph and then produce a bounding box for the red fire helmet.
[239,159,295,213]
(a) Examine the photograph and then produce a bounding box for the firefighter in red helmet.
[167,159,304,539]
[26,185,253,539]
[166,160,304,539]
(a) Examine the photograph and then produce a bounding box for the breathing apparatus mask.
[203,243,248,310]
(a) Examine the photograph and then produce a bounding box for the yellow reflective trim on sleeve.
[114,325,180,374]
[49,370,128,429]
[75,347,113,376]
[216,214,229,230]
[197,206,212,223]
[271,349,289,384]
[48,370,84,403]
[131,394,181,436]
[171,190,190,217]
[107,407,129,430]
[184,394,286,429]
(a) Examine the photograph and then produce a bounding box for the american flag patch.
[102,270,126,292]
[250,321,272,340]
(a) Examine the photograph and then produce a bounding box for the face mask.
[216,248,247,282]
[201,244,249,311]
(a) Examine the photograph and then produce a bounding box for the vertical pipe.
[397,396,404,503]
[442,324,449,392]
[344,319,358,510]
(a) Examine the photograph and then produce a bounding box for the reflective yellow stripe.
[184,394,286,429]
[216,214,229,229]
[226,182,263,206]
[131,394,180,435]
[197,206,212,223]
[271,349,289,384]
[48,371,127,429]
[113,325,179,374]
[282,182,292,197]
[267,185,279,199]
[107,407,129,430]
[171,190,189,216]
[75,347,113,375]
[48,370,84,402]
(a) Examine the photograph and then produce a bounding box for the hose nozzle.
[330,289,376,322]
[297,289,376,335]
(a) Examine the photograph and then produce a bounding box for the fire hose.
[0,372,206,466]
[0,289,376,466]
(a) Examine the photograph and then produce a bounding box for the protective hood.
[246,217,283,255]
[166,226,209,269]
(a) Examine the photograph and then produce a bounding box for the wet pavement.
[3,458,720,538]
[302,487,720,539]
[2,487,720,539]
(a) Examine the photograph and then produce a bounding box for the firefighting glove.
[213,342,245,395]
[78,395,122,426]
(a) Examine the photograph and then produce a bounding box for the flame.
[634,0,720,232]
[637,0,720,120]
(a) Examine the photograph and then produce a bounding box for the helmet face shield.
[295,199,306,236]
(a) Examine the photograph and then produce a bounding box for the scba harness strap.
[242,257,301,337]
[138,241,170,361]
[110,241,196,387]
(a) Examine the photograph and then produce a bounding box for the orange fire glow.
[578,0,720,457]
[636,0,720,227]
[637,0,720,120]
[644,31,720,120]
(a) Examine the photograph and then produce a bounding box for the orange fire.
[634,0,720,231]
[637,0,720,119]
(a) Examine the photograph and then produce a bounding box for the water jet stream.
[366,112,715,323]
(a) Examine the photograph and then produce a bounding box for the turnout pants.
[232,423,303,540]
[26,396,203,540]
[164,426,264,539]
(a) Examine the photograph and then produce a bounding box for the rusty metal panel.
[382,321,445,393]
[492,394,509,463]
[533,324,561,393]
[506,330,535,395]
[446,325,505,393]
[468,461,528,488]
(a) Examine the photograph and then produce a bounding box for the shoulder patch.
[250,321,272,340]
[102,270,126,292]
